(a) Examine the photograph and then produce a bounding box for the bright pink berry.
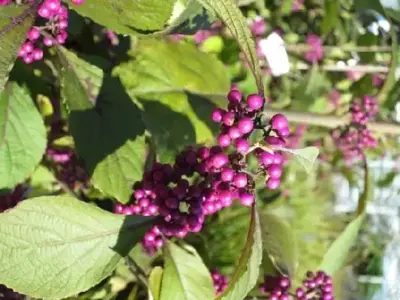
[228,126,241,140]
[233,173,247,188]
[27,28,40,41]
[235,138,249,154]
[265,136,286,146]
[221,168,235,182]
[270,114,289,132]
[43,36,54,47]
[239,192,254,206]
[38,6,51,18]
[58,19,68,29]
[45,0,61,12]
[32,49,44,61]
[227,89,242,103]
[212,153,229,169]
[237,117,254,134]
[222,112,235,126]
[218,134,231,148]
[267,164,282,179]
[246,94,264,111]
[212,109,224,123]
[22,42,34,53]
[266,178,280,189]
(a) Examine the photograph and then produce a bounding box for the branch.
[292,63,389,73]
[285,44,392,53]
[264,108,400,135]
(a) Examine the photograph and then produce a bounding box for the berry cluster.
[115,146,256,239]
[304,34,324,63]
[140,226,164,255]
[0,185,24,212]
[116,87,291,253]
[332,95,378,162]
[211,270,228,295]
[46,147,88,189]
[16,0,84,64]
[212,89,289,189]
[260,271,334,300]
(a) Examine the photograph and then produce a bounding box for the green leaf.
[321,0,340,35]
[377,171,397,187]
[276,146,319,174]
[149,267,163,300]
[114,39,229,161]
[57,48,147,204]
[319,214,365,275]
[160,242,214,300]
[357,33,378,63]
[0,83,46,189]
[194,0,264,94]
[161,0,213,35]
[115,39,229,96]
[0,2,38,94]
[65,0,176,35]
[259,212,298,278]
[281,0,294,15]
[384,73,400,109]
[28,165,59,197]
[292,65,331,109]
[218,205,262,300]
[0,195,153,299]
[354,0,385,15]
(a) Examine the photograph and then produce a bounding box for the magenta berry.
[235,138,249,154]
[212,153,229,168]
[27,28,40,41]
[228,126,241,140]
[246,94,264,111]
[270,114,289,132]
[237,117,254,134]
[221,168,235,182]
[227,89,242,103]
[266,178,280,190]
[233,173,247,188]
[239,192,254,206]
[222,111,235,126]
[218,134,231,147]
[212,109,224,123]
[267,164,282,179]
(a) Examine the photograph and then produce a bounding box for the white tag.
[258,32,290,77]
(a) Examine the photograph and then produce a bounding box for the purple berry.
[218,134,231,147]
[227,89,242,103]
[265,136,286,146]
[228,126,241,140]
[237,117,254,134]
[32,49,43,61]
[221,168,235,182]
[235,138,250,154]
[222,111,235,126]
[233,173,247,188]
[270,114,289,131]
[266,178,280,189]
[267,164,282,179]
[246,94,264,111]
[212,109,224,123]
[27,28,40,41]
[212,153,229,169]
[239,192,254,206]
